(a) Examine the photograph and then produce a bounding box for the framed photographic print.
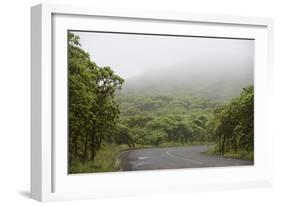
[31,3,274,201]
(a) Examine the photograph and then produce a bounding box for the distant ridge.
[121,64,253,100]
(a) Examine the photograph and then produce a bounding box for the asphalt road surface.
[118,145,253,171]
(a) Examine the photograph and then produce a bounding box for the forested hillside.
[122,61,253,100]
[114,94,219,146]
[68,32,254,173]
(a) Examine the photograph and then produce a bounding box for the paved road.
[118,145,253,171]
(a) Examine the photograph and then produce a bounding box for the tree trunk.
[91,135,96,161]
[74,136,78,157]
[90,128,96,161]
[97,137,102,150]
[221,136,226,155]
[234,139,238,154]
[218,137,221,154]
[82,135,88,164]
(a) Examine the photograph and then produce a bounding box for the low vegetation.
[70,144,130,173]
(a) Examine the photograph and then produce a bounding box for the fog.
[73,31,254,99]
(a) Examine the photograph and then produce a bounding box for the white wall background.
[0,0,280,205]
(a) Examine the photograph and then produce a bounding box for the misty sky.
[73,31,254,79]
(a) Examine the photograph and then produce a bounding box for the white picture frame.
[31,3,274,202]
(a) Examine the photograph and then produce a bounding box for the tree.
[68,32,124,166]
[208,86,254,155]
[113,123,132,146]
[148,130,168,146]
[173,121,194,144]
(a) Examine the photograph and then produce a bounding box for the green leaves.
[208,86,254,155]
[68,32,124,168]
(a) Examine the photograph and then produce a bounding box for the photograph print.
[68,31,254,174]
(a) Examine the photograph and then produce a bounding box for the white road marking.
[136,161,152,166]
[138,156,150,160]
[166,150,204,165]
[129,161,152,170]
[129,161,152,166]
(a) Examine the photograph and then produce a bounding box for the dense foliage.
[207,86,254,156]
[68,32,124,167]
[68,32,254,173]
[113,94,218,146]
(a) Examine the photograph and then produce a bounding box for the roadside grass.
[69,144,130,174]
[205,145,254,161]
[224,150,253,160]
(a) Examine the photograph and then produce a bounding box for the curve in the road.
[118,145,253,171]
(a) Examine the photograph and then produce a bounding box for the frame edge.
[30,3,275,201]
[31,4,43,201]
